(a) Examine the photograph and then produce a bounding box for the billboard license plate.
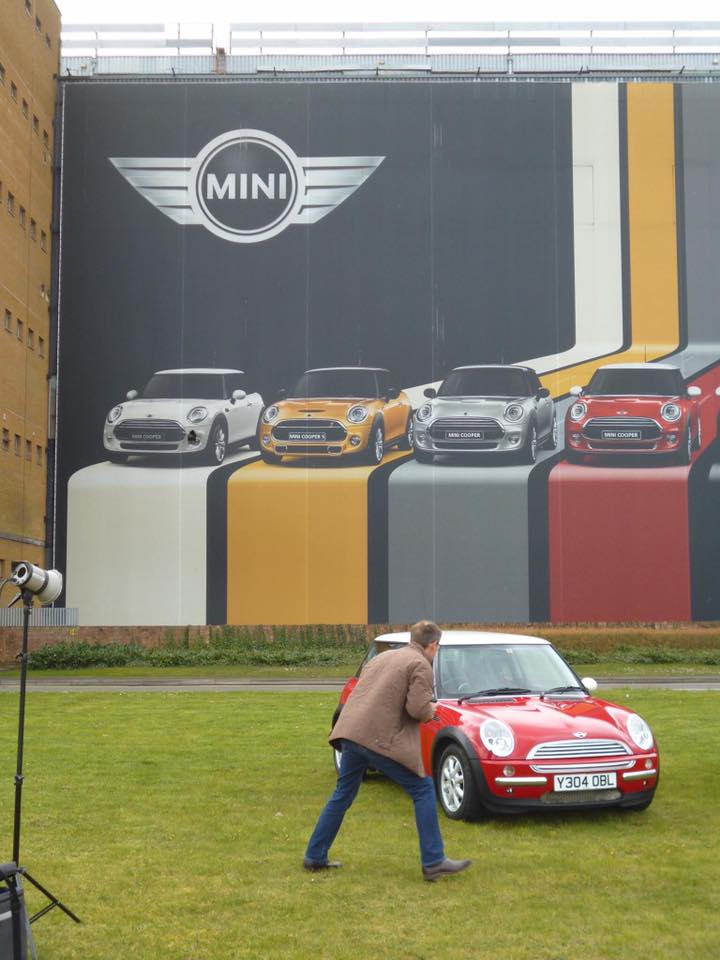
[288,432,328,442]
[554,772,617,791]
[446,431,484,440]
[601,429,642,440]
[130,432,164,441]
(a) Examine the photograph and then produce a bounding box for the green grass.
[0,689,717,959]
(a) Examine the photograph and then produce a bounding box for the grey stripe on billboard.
[388,84,622,623]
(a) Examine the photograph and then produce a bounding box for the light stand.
[1,565,81,960]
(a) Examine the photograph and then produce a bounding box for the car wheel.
[205,419,227,465]
[364,419,385,465]
[545,413,558,450]
[436,745,482,821]
[398,414,414,450]
[415,450,435,465]
[523,423,538,464]
[107,452,128,464]
[678,423,692,465]
[260,448,281,465]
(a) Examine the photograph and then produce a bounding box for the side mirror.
[537,387,550,399]
[687,386,701,397]
[387,386,400,400]
[581,677,598,693]
[126,389,138,400]
[231,389,247,402]
[569,385,583,397]
[423,387,437,399]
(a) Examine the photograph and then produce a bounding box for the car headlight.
[504,403,525,422]
[187,406,209,424]
[262,405,279,424]
[347,404,369,424]
[569,401,587,422]
[416,403,433,422]
[107,405,123,424]
[480,718,515,757]
[626,714,654,750]
[661,402,681,422]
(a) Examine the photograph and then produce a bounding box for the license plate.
[130,432,163,441]
[554,772,617,791]
[601,429,641,440]
[446,430,484,440]
[288,431,327,442]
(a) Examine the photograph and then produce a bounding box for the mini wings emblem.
[573,731,588,738]
[110,129,384,244]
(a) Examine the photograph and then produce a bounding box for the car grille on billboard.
[114,419,185,443]
[583,417,662,440]
[272,419,347,442]
[527,739,632,760]
[430,417,503,448]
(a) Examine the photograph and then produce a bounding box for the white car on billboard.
[103,368,263,465]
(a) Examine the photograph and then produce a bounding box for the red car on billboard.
[564,363,702,463]
[331,632,658,820]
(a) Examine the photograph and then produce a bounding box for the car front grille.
[540,789,622,805]
[272,419,347,442]
[583,417,662,441]
[114,419,185,443]
[430,417,504,449]
[527,739,632,760]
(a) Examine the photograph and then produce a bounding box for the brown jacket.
[329,642,435,777]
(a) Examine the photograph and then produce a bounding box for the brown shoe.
[303,859,342,871]
[422,858,472,881]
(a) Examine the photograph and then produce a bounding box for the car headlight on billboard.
[107,405,123,423]
[416,403,433,422]
[569,401,587,421]
[262,405,280,424]
[187,406,209,424]
[347,404,369,424]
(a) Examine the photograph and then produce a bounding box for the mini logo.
[617,410,628,415]
[110,129,384,244]
[573,731,588,739]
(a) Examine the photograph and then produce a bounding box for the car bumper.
[258,423,370,458]
[103,427,209,455]
[414,423,527,455]
[566,428,684,455]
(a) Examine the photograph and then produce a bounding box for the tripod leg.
[20,871,82,925]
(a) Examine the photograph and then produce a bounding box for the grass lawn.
[0,689,717,959]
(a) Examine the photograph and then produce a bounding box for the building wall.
[0,0,59,591]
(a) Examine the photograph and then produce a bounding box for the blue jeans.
[305,739,445,868]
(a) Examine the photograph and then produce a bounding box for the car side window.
[528,372,541,395]
[376,372,388,399]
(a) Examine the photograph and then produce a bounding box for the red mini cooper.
[331,631,658,820]
[564,363,701,463]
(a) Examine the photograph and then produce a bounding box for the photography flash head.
[11,562,63,604]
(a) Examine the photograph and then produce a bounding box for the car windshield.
[291,370,382,399]
[142,373,226,400]
[439,368,532,398]
[435,643,580,699]
[585,368,684,396]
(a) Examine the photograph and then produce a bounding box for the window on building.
[36,444,42,464]
[38,335,45,357]
[25,440,32,462]
[30,218,36,240]
[40,230,47,251]
[43,129,49,146]
[14,435,20,456]
[0,559,5,578]
[7,192,14,215]
[25,1,32,15]
[45,34,52,50]
[19,206,26,228]
[32,115,39,134]
[10,82,18,101]
[35,15,42,32]
[22,99,29,118]
[0,62,6,84]
[27,328,34,349]
[16,318,23,340]
[2,429,9,451]
[4,309,11,332]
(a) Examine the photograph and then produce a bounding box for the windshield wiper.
[540,684,588,699]
[458,687,532,703]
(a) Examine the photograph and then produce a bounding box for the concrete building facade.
[0,0,59,593]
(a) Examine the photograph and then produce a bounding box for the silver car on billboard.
[413,364,557,464]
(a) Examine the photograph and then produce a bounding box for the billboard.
[55,79,720,625]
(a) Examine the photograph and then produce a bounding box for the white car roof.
[596,363,678,371]
[305,366,389,373]
[374,630,550,646]
[154,368,244,375]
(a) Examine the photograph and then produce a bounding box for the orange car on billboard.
[258,366,413,465]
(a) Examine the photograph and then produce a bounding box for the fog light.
[507,434,520,446]
[262,435,271,446]
[416,431,427,445]
[503,765,515,777]
[666,433,678,444]
[349,435,361,447]
[645,759,653,769]
[188,430,199,445]
[571,433,582,443]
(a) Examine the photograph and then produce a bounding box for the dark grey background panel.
[672,85,720,377]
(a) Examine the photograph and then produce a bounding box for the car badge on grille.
[573,731,588,738]
[617,411,628,415]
